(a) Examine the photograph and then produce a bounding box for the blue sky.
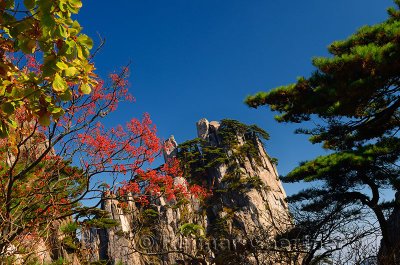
[77,0,393,196]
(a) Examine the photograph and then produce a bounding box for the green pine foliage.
[245,0,400,149]
[244,1,400,262]
[180,223,206,239]
[84,217,119,229]
[176,119,270,190]
[141,208,159,224]
[78,207,120,230]
[175,119,272,241]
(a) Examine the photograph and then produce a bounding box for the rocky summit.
[81,118,297,265]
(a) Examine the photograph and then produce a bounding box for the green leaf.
[48,104,63,114]
[52,73,68,92]
[42,64,57,77]
[1,102,15,115]
[68,0,82,8]
[38,39,52,52]
[56,25,67,38]
[64,17,73,27]
[81,46,90,58]
[64,39,75,55]
[23,0,35,10]
[41,14,55,28]
[24,85,39,99]
[56,61,68,70]
[75,44,83,59]
[58,0,67,11]
[37,0,52,12]
[41,25,51,38]
[0,121,10,139]
[52,109,65,120]
[59,89,72,101]
[79,82,91,94]
[27,39,36,53]
[42,54,57,77]
[2,14,18,34]
[64,67,77,77]
[77,34,93,49]
[67,5,79,14]
[7,118,17,129]
[19,39,36,54]
[5,0,15,9]
[44,95,52,103]
[15,20,32,33]
[70,20,82,34]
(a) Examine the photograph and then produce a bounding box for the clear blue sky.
[77,0,393,196]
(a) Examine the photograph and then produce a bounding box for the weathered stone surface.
[82,118,293,264]
[4,216,81,265]
[208,120,221,146]
[209,121,220,130]
[163,135,178,163]
[196,118,210,140]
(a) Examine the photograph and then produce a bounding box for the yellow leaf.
[79,82,91,94]
[52,73,68,92]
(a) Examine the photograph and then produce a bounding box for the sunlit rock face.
[82,118,295,265]
[163,134,178,163]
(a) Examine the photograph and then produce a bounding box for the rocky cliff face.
[82,118,295,265]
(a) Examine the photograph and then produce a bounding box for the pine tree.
[245,1,400,263]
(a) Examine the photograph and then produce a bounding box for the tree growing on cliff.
[245,0,400,263]
[0,55,208,263]
[0,30,209,265]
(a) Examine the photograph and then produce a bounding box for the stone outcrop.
[82,192,147,265]
[163,135,178,163]
[82,118,294,264]
[2,216,81,265]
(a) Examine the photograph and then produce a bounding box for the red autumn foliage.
[0,51,210,255]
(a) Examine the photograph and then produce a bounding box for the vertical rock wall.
[82,118,294,265]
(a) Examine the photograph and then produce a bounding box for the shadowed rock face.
[82,118,294,265]
[196,118,210,142]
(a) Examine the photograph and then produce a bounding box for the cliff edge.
[82,118,296,264]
